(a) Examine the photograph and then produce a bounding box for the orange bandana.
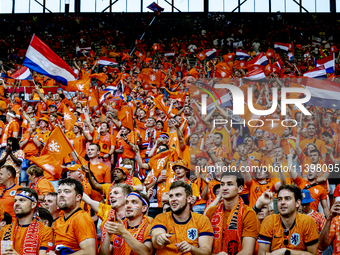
[211,198,244,255]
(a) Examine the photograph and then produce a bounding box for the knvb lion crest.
[48,139,62,154]
[64,113,72,121]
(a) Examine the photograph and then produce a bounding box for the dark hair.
[2,212,12,225]
[214,132,223,140]
[307,123,316,129]
[170,180,193,197]
[101,122,110,129]
[322,131,332,139]
[58,178,83,197]
[7,137,19,152]
[89,143,101,152]
[277,185,302,202]
[17,187,39,204]
[156,120,164,127]
[1,165,16,179]
[37,207,53,227]
[59,94,65,100]
[310,149,321,156]
[221,171,244,187]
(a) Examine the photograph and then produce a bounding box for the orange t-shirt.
[205,202,259,241]
[20,132,45,159]
[248,179,277,208]
[329,215,340,254]
[94,131,116,156]
[0,184,21,219]
[150,212,214,255]
[72,135,87,158]
[259,213,319,252]
[30,177,55,196]
[77,157,111,184]
[300,138,327,155]
[0,220,53,252]
[2,120,20,146]
[53,209,97,252]
[116,135,136,159]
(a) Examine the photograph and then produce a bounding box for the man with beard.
[0,165,21,219]
[287,152,330,218]
[99,191,154,255]
[258,185,319,255]
[81,183,133,246]
[205,171,259,255]
[49,178,96,254]
[0,187,53,254]
[43,192,60,225]
[151,181,214,255]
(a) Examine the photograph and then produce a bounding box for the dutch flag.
[303,66,327,79]
[248,53,268,66]
[23,35,77,85]
[245,68,266,80]
[205,49,217,59]
[236,49,250,60]
[316,53,335,73]
[98,57,118,67]
[0,66,33,80]
[274,42,289,51]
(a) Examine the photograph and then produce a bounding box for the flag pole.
[130,16,157,56]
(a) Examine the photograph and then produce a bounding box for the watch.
[285,248,291,255]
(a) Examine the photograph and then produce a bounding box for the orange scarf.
[112,217,149,255]
[211,198,244,255]
[3,218,43,255]
[100,209,116,244]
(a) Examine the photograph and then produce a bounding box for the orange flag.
[67,78,91,96]
[148,149,177,178]
[154,95,170,117]
[259,115,286,136]
[118,105,134,131]
[223,53,235,62]
[89,89,99,107]
[152,43,160,51]
[234,60,248,69]
[215,69,232,78]
[63,105,78,132]
[30,155,63,180]
[121,53,131,61]
[196,52,206,61]
[134,51,146,60]
[89,73,108,83]
[41,126,74,161]
[188,68,199,78]
[142,73,161,85]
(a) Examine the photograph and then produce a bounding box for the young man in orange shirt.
[151,181,214,255]
[205,171,259,255]
[0,165,21,219]
[0,187,53,254]
[1,111,19,148]
[258,185,319,255]
[49,178,96,254]
[99,191,154,255]
[43,192,60,225]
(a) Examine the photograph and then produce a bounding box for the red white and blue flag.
[248,52,268,66]
[23,35,77,85]
[303,66,327,79]
[204,49,217,59]
[98,57,118,67]
[245,67,266,80]
[316,53,335,73]
[147,2,164,13]
[306,78,340,109]
[0,66,33,80]
[236,49,250,60]
[274,42,289,51]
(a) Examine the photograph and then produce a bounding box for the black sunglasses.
[284,230,289,246]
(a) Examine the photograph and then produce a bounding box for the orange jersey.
[72,135,87,158]
[329,215,340,254]
[248,179,277,208]
[300,138,327,155]
[2,120,20,146]
[30,177,55,196]
[53,209,97,252]
[293,176,328,212]
[150,211,214,255]
[20,132,45,159]
[94,132,116,156]
[0,220,53,253]
[0,184,21,219]
[259,213,319,252]
[77,157,111,184]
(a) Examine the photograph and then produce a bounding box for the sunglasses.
[284,229,289,246]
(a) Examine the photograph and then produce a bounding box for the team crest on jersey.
[9,190,16,196]
[290,233,300,246]
[187,228,198,241]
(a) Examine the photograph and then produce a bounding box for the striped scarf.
[112,217,149,255]
[211,198,244,255]
[100,209,116,244]
[3,218,43,255]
